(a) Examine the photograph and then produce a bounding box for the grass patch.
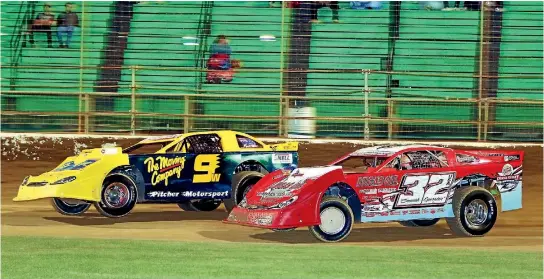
[2,236,542,279]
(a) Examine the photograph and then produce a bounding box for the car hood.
[22,147,125,185]
[245,166,343,207]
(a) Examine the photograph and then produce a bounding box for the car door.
[381,150,456,211]
[129,134,228,201]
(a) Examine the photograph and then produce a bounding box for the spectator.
[56,2,79,48]
[208,35,232,70]
[207,35,241,83]
[350,1,383,10]
[24,3,55,48]
[442,1,461,10]
[310,1,340,23]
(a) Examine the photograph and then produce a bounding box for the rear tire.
[51,198,91,216]
[178,199,222,211]
[398,218,440,227]
[223,171,265,213]
[94,174,137,218]
[309,196,354,242]
[446,186,497,236]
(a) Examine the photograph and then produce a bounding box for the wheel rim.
[319,207,346,235]
[103,182,130,208]
[242,183,255,198]
[464,199,489,228]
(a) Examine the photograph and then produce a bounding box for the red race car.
[225,145,523,242]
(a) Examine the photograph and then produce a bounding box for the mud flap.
[499,181,522,211]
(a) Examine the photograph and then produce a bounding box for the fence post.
[363,69,370,140]
[483,100,489,141]
[279,3,286,137]
[387,99,393,140]
[184,95,189,134]
[477,100,482,141]
[130,66,136,136]
[79,1,86,134]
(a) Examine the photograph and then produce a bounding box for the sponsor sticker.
[148,191,180,198]
[272,153,293,164]
[378,187,397,194]
[101,148,118,155]
[144,156,186,186]
[359,188,377,195]
[181,191,229,199]
[356,175,398,188]
[496,164,521,192]
[504,155,520,162]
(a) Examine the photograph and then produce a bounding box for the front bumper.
[224,200,319,229]
[13,178,100,202]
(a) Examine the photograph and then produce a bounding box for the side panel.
[128,151,299,202]
[353,161,523,223]
[351,170,457,223]
[129,153,230,202]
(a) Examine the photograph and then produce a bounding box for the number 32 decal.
[394,172,456,208]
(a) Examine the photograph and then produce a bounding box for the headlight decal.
[51,176,77,185]
[268,196,298,210]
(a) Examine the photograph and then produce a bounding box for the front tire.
[398,218,440,227]
[223,171,265,213]
[178,199,222,211]
[94,175,137,218]
[446,186,497,236]
[309,196,354,242]
[51,198,91,216]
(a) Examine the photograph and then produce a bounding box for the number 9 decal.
[193,154,221,183]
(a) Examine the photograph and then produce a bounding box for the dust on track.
[1,137,542,251]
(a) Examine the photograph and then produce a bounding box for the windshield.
[123,141,174,155]
[333,156,388,173]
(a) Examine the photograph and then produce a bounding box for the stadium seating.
[391,5,480,139]
[1,1,112,131]
[1,1,541,140]
[494,1,543,140]
[195,1,287,134]
[115,1,203,120]
[307,5,390,137]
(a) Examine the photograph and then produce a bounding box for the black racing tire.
[51,198,91,216]
[94,173,137,218]
[446,186,497,236]
[309,196,354,243]
[223,171,265,213]
[177,199,222,212]
[398,218,440,227]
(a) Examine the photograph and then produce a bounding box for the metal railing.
[2,65,542,141]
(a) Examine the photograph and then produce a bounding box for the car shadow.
[249,225,461,244]
[43,210,227,226]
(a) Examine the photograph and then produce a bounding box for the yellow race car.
[14,130,298,218]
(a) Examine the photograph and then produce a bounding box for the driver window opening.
[166,139,193,153]
[392,151,447,170]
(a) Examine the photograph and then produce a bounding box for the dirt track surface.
[2,136,542,251]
